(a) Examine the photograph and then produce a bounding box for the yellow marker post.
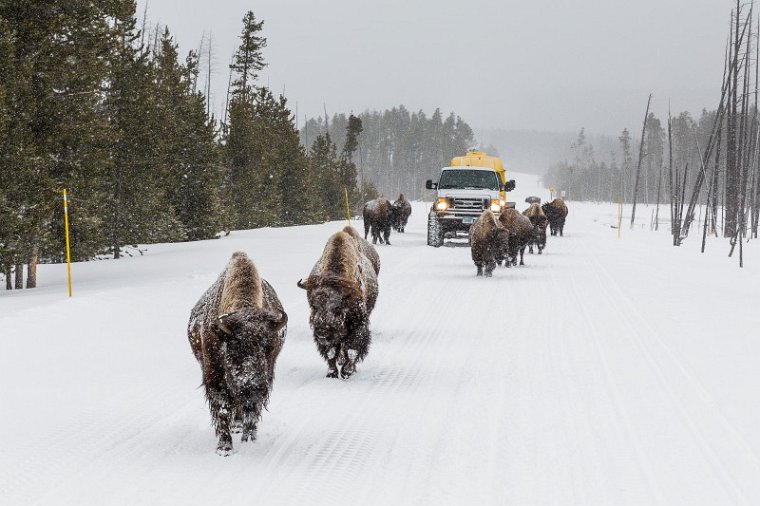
[616,198,623,239]
[344,188,351,226]
[63,189,73,297]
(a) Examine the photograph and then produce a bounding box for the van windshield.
[438,170,499,190]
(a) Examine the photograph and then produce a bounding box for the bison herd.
[470,198,568,277]
[186,194,566,455]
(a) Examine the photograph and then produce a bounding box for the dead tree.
[630,94,652,228]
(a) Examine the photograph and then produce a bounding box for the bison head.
[389,204,403,230]
[532,224,547,247]
[298,276,365,345]
[211,307,287,396]
[494,227,511,257]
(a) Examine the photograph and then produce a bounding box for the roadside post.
[63,189,73,297]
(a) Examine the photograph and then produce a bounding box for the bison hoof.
[241,429,257,443]
[216,440,233,457]
[341,363,356,379]
[326,369,339,378]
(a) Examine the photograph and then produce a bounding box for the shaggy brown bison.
[542,198,569,236]
[187,252,287,456]
[298,229,379,379]
[363,198,399,245]
[392,194,412,232]
[523,203,548,254]
[497,208,533,266]
[469,210,511,277]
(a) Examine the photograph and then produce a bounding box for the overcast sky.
[136,0,729,135]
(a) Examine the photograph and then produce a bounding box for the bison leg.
[240,400,262,443]
[231,408,243,434]
[364,221,370,240]
[519,246,525,265]
[341,326,370,379]
[476,263,483,276]
[485,260,496,277]
[208,388,234,456]
[324,346,339,378]
[384,226,391,245]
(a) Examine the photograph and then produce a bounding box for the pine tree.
[0,1,130,284]
[310,133,343,220]
[106,15,185,258]
[155,30,223,240]
[229,11,266,100]
[340,114,363,210]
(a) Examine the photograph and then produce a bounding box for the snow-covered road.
[2,173,759,505]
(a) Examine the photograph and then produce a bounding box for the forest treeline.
[544,1,760,258]
[0,3,475,289]
[544,111,709,206]
[301,108,476,200]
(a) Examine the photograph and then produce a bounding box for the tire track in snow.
[565,231,756,505]
[585,252,759,505]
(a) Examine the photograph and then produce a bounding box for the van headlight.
[436,198,449,211]
[490,200,502,212]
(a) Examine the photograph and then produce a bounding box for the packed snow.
[1,172,759,505]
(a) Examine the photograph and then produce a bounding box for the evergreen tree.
[229,11,266,100]
[340,114,363,209]
[106,15,184,258]
[155,30,223,240]
[310,133,343,220]
[0,1,128,282]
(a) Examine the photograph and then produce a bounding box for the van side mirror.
[425,179,437,190]
[505,180,516,192]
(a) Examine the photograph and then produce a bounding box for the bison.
[391,194,412,232]
[469,209,511,277]
[523,203,548,254]
[542,198,568,236]
[298,229,379,379]
[497,208,533,266]
[187,252,287,456]
[363,198,399,245]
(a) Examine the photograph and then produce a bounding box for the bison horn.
[216,312,236,335]
[297,278,307,289]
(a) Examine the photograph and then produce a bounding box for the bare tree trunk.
[26,247,38,289]
[630,94,652,228]
[14,263,23,289]
[668,111,677,245]
[5,266,11,290]
[654,157,664,230]
[204,32,214,117]
[725,3,746,237]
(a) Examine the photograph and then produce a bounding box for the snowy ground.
[1,172,759,505]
